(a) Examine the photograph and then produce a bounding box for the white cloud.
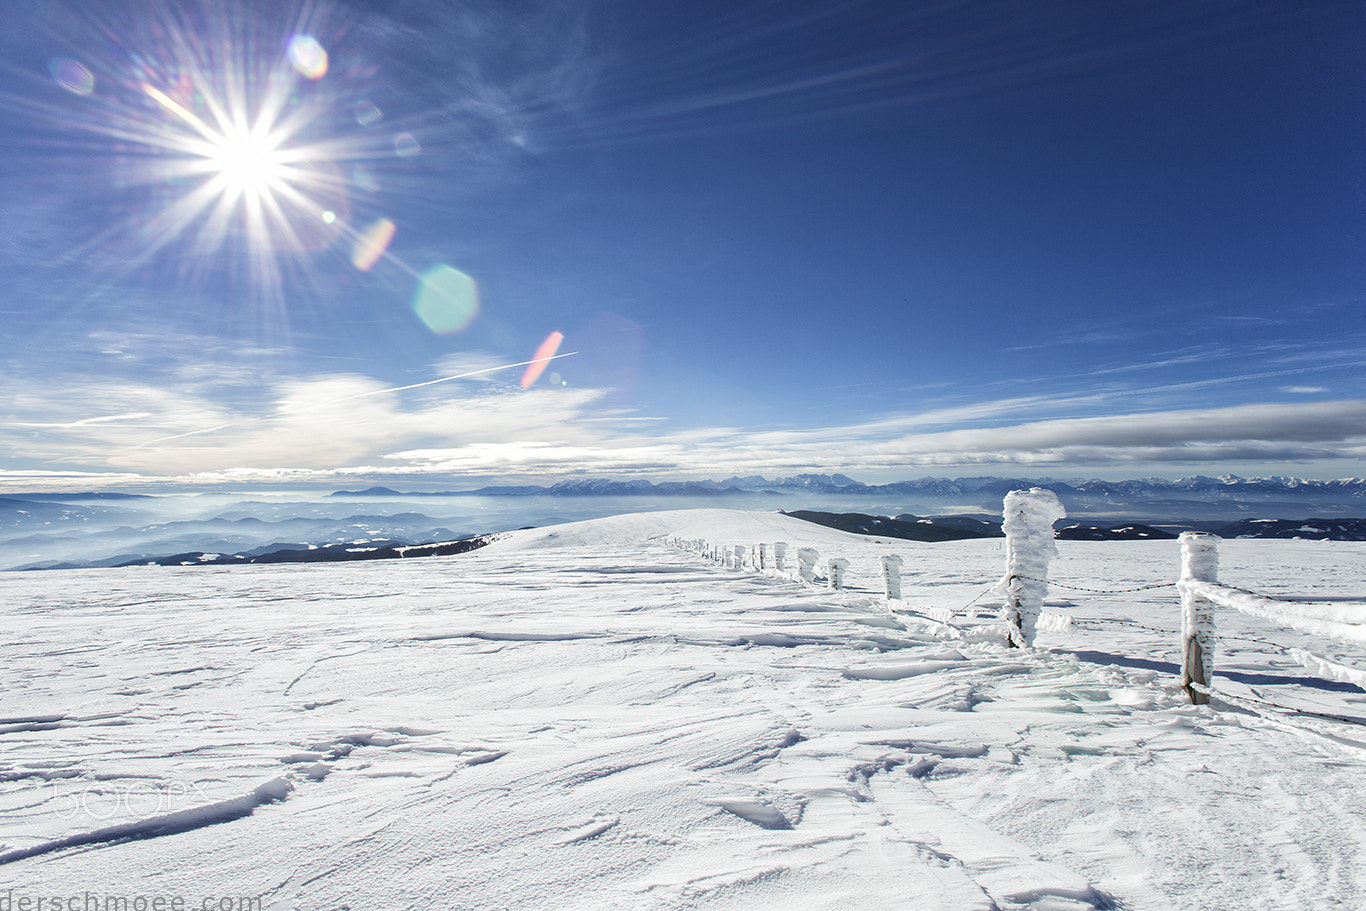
[3,357,1364,492]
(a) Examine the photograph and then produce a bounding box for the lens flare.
[351,217,396,271]
[413,265,479,334]
[49,58,94,95]
[354,101,382,126]
[520,331,565,388]
[287,35,328,80]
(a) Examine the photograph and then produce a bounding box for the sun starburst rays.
[35,3,369,306]
[208,128,285,197]
[134,63,335,294]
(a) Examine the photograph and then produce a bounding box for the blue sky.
[0,0,1362,491]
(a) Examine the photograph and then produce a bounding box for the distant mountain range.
[5,474,1366,571]
[784,510,1366,542]
[332,473,1366,501]
[0,503,475,571]
[115,535,493,568]
[331,473,1366,519]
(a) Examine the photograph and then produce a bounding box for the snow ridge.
[0,778,291,866]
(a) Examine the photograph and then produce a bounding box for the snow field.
[1,509,1364,910]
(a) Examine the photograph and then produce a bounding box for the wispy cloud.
[3,352,1363,491]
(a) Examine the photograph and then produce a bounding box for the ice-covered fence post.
[755,543,767,571]
[1177,532,1218,706]
[826,557,849,590]
[881,554,904,601]
[732,545,747,570]
[1000,488,1065,648]
[773,542,788,576]
[796,547,819,584]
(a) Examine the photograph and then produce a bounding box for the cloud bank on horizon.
[2,348,1363,491]
[0,0,1362,491]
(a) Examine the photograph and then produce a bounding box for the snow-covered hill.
[7,473,1366,570]
[2,509,1365,909]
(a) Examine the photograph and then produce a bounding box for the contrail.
[135,351,579,448]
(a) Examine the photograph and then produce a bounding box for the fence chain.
[1212,686,1366,729]
[889,580,1000,624]
[1073,616,1286,650]
[935,581,1004,621]
[1214,632,1291,649]
[1012,573,1174,595]
[1076,617,1180,636]
[1207,580,1365,608]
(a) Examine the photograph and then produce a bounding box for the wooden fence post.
[796,547,819,584]
[1001,488,1066,648]
[773,542,788,576]
[881,554,904,601]
[1177,532,1219,705]
[826,557,849,590]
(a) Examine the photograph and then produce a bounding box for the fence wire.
[1014,573,1174,595]
[1075,616,1287,650]
[1213,686,1366,729]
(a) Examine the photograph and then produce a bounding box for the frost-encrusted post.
[773,543,788,576]
[826,557,849,590]
[731,545,746,570]
[1177,532,1219,705]
[796,547,819,584]
[755,543,767,571]
[1000,488,1065,648]
[880,554,904,601]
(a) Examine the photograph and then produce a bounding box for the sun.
[33,3,379,304]
[137,72,329,274]
[207,126,287,202]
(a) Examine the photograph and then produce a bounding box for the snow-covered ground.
[3,508,1365,910]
